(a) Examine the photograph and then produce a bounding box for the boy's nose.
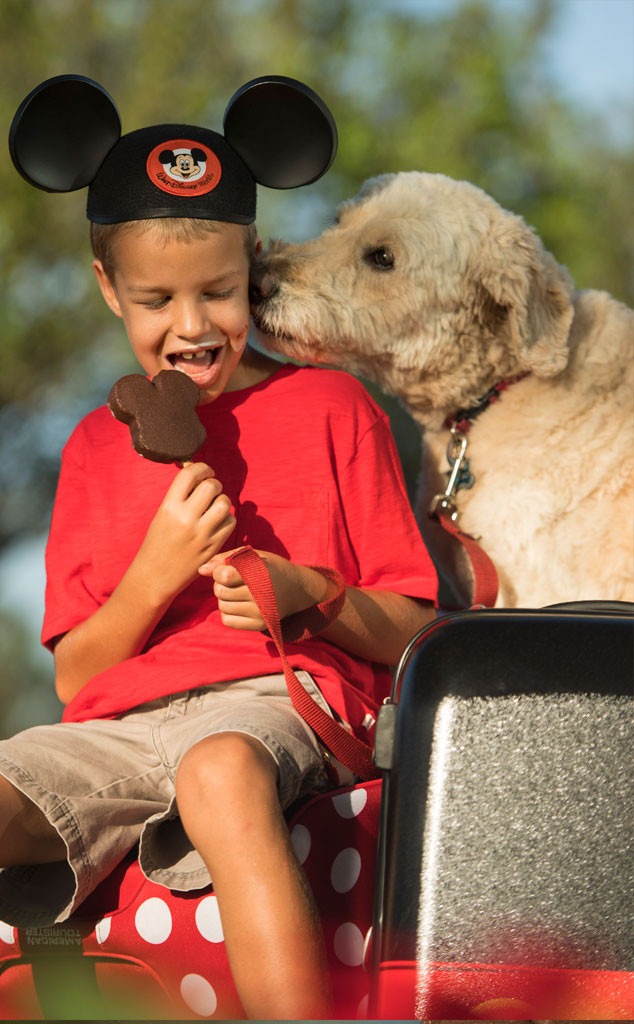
[174,302,208,340]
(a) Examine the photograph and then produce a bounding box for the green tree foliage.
[0,0,632,545]
[1,0,632,407]
[0,0,632,734]
[0,610,62,734]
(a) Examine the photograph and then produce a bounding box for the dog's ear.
[478,215,574,377]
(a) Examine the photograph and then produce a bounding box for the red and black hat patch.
[147,139,222,198]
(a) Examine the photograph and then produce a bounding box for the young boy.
[2,76,437,1018]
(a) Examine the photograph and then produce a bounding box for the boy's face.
[93,222,251,405]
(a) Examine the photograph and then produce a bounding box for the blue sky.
[393,0,633,141]
[542,0,633,128]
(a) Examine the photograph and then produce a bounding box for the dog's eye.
[366,246,395,270]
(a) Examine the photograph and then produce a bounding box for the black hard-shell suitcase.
[370,605,634,1020]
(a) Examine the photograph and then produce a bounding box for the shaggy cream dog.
[251,172,634,608]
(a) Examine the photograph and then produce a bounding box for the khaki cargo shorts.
[0,672,342,928]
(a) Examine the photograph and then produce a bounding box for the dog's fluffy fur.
[251,172,634,607]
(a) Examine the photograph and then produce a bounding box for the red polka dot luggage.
[0,778,381,1020]
[2,605,632,1020]
[369,605,634,1021]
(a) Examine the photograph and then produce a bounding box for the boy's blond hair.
[91,218,259,279]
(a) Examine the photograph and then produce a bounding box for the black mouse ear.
[9,75,121,193]
[223,75,337,190]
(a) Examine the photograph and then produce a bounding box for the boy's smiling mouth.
[168,344,222,378]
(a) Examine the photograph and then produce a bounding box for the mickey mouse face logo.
[146,138,222,197]
[163,149,206,180]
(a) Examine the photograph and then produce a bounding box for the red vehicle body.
[0,606,632,1020]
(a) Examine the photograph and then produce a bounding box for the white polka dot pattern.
[95,916,112,944]
[331,847,362,893]
[333,921,365,966]
[180,973,218,1016]
[134,897,173,944]
[332,786,368,818]
[195,895,224,943]
[290,822,311,864]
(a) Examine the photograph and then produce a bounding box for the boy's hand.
[53,463,236,705]
[135,462,236,604]
[202,550,325,631]
[206,548,435,664]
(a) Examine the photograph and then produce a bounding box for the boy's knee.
[0,773,65,866]
[176,731,278,810]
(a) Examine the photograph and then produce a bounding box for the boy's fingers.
[171,461,215,497]
[196,531,239,578]
[213,568,245,591]
[199,557,243,587]
[217,612,261,631]
[183,461,215,475]
[207,549,242,573]
[178,461,214,480]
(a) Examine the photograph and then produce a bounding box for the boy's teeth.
[170,347,219,375]
[175,349,215,364]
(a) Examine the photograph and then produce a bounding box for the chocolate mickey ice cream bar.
[108,369,206,464]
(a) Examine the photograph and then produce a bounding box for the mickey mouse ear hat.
[9,73,337,224]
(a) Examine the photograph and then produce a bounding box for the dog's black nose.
[249,267,279,304]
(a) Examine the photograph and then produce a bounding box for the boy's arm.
[54,463,236,704]
[317,583,433,665]
[206,552,434,666]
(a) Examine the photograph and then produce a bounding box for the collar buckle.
[429,428,474,522]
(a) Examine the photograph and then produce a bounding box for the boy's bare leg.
[176,732,333,1020]
[0,773,66,866]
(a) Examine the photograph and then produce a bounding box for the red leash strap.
[224,546,377,781]
[431,375,529,609]
[436,511,499,607]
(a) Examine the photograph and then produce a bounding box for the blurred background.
[1,0,632,736]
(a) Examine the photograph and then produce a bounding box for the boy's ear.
[93,259,122,317]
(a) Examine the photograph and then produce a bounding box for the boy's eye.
[137,287,236,309]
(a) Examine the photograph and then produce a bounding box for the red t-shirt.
[43,364,437,737]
